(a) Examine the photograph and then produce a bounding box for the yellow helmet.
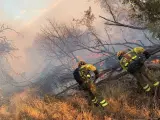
[78,61,86,67]
[117,51,125,57]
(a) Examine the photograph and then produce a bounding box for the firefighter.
[73,61,108,108]
[117,47,159,92]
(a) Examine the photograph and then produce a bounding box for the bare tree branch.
[104,0,117,22]
[99,15,147,30]
[142,31,156,45]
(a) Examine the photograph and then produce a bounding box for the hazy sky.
[1,0,52,17]
[0,0,150,81]
[0,0,105,79]
[0,0,60,75]
[1,0,53,24]
[0,0,154,93]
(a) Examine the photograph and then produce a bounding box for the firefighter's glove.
[143,51,151,59]
[87,74,91,78]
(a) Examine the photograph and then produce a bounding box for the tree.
[93,0,146,29]
[36,19,90,71]
[0,24,17,57]
[54,4,160,96]
[122,0,160,39]
[73,6,152,54]
[0,24,28,87]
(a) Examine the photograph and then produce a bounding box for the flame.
[151,59,160,64]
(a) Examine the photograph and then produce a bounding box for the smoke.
[0,0,157,96]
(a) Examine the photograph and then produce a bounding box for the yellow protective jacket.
[120,47,145,71]
[79,64,97,81]
[80,64,97,71]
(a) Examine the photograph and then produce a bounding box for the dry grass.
[0,87,159,120]
[99,74,160,119]
[0,91,111,120]
[0,72,160,120]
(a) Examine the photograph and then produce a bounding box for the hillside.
[0,70,160,120]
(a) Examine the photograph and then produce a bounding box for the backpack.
[127,54,146,74]
[73,68,83,85]
[120,51,146,74]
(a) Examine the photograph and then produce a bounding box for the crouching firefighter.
[117,47,159,92]
[73,61,108,108]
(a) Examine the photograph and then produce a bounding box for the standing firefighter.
[117,47,159,92]
[73,61,108,108]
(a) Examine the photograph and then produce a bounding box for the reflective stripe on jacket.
[120,47,145,71]
[79,64,96,81]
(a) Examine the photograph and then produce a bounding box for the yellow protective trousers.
[81,80,108,107]
[132,65,159,92]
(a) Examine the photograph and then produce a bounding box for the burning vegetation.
[151,59,160,64]
[0,71,160,120]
